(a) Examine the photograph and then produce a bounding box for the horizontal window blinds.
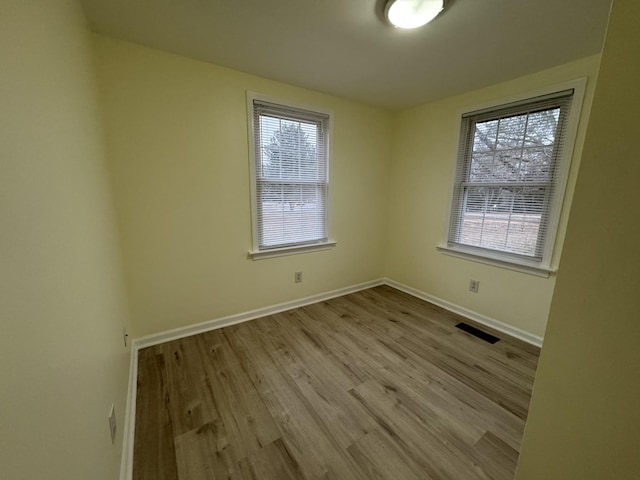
[448,90,573,261]
[253,99,329,250]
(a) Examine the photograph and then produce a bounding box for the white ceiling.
[80,0,612,110]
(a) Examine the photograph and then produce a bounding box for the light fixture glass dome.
[385,0,444,29]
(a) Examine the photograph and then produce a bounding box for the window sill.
[436,245,556,278]
[249,240,337,260]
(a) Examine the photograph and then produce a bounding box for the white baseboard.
[383,278,544,348]
[119,343,138,480]
[134,279,385,350]
[120,276,542,479]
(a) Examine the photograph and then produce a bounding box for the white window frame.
[439,79,586,277]
[247,92,335,260]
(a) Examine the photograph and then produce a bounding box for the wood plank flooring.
[133,285,540,480]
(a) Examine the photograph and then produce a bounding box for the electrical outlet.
[295,271,302,283]
[108,404,117,444]
[123,328,128,347]
[469,279,480,293]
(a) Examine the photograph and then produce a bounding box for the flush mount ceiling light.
[385,0,444,29]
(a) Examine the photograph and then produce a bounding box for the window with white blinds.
[447,89,576,268]
[248,95,331,255]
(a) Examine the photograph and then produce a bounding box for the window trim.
[246,92,335,260]
[440,78,587,274]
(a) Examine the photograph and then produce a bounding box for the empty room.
[2,0,639,479]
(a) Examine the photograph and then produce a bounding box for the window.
[444,86,582,273]
[247,94,333,258]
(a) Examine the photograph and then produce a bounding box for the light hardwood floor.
[133,285,539,480]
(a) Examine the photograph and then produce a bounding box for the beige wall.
[0,1,132,479]
[516,0,640,478]
[386,56,601,338]
[94,31,603,342]
[93,36,393,337]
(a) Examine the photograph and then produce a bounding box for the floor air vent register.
[455,322,501,344]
